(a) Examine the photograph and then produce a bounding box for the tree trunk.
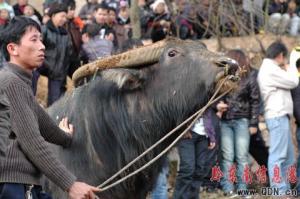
[130,0,141,39]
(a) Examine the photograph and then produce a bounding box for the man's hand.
[183,131,192,139]
[59,117,74,135]
[68,182,100,199]
[216,101,228,112]
[208,142,216,149]
[249,127,258,135]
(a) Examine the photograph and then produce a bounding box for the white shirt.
[257,58,299,119]
[191,118,207,136]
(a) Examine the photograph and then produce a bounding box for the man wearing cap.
[34,2,74,106]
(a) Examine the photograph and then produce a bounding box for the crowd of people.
[0,0,300,103]
[1,0,300,199]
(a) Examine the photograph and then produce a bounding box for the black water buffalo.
[46,38,238,199]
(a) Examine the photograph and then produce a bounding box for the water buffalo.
[46,38,238,199]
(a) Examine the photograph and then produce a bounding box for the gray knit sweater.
[0,92,10,164]
[0,63,76,191]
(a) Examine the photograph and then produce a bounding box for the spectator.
[258,41,299,195]
[178,5,207,40]
[288,0,300,35]
[172,108,219,199]
[117,1,130,25]
[23,4,41,25]
[290,46,300,194]
[0,16,100,199]
[108,6,130,52]
[93,4,117,49]
[218,49,260,197]
[138,0,152,38]
[79,0,99,23]
[64,1,83,77]
[13,0,42,22]
[0,0,14,19]
[0,8,9,26]
[268,0,290,34]
[38,3,74,106]
[148,0,175,42]
[81,23,113,63]
[242,0,265,31]
[93,3,110,36]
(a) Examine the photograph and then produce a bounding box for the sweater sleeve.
[6,83,76,191]
[34,102,72,148]
[0,93,10,159]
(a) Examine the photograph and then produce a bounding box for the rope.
[97,76,234,192]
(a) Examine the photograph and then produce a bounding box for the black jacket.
[292,77,300,125]
[0,92,10,163]
[222,69,261,127]
[41,20,73,80]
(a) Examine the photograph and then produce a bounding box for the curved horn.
[72,39,168,84]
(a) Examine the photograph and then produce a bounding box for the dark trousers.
[0,183,52,199]
[173,133,218,199]
[249,129,269,168]
[47,79,66,106]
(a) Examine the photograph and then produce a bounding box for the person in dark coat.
[37,3,74,106]
[218,49,260,197]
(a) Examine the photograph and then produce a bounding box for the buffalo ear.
[101,69,145,90]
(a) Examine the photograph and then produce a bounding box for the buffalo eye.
[168,49,178,57]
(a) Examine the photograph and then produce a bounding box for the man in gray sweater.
[0,16,100,198]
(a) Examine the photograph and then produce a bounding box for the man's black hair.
[265,41,288,59]
[48,2,68,17]
[121,39,143,52]
[93,3,109,12]
[108,6,116,13]
[0,16,41,61]
[81,24,101,38]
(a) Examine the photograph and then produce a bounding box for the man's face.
[108,10,116,23]
[52,12,67,27]
[11,27,45,70]
[0,9,9,20]
[67,7,75,19]
[24,5,34,16]
[94,8,108,24]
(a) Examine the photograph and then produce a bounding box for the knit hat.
[150,0,168,13]
[48,3,68,17]
[120,0,128,8]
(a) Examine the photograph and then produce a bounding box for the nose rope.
[96,75,237,192]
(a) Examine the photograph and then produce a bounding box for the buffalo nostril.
[226,59,239,76]
[215,58,239,75]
